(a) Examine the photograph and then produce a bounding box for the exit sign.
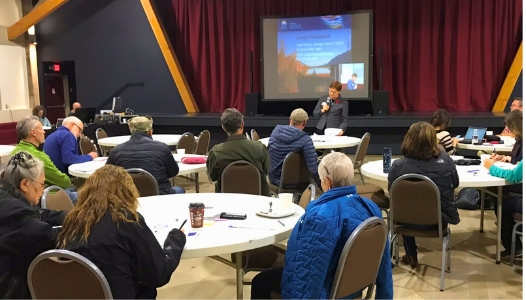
[53,64,60,72]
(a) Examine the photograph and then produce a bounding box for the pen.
[467,169,479,173]
[179,220,187,230]
[277,220,285,227]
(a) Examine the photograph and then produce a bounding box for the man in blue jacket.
[268,108,321,189]
[43,116,96,175]
[251,152,393,299]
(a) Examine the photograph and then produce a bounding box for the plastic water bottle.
[472,129,479,144]
[383,147,392,173]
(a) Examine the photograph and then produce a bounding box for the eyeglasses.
[31,180,46,188]
[73,123,83,133]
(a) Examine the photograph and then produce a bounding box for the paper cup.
[486,131,493,136]
[177,149,185,155]
[278,193,294,211]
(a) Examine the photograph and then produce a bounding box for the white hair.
[318,152,354,187]
[16,115,40,139]
[62,116,82,126]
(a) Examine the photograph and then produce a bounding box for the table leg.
[234,252,243,299]
[496,186,502,264]
[195,172,199,193]
[479,190,486,232]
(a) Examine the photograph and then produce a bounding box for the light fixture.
[28,25,35,36]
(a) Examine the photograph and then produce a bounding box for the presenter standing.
[313,81,349,136]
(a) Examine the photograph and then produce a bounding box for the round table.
[68,154,207,178]
[456,142,514,153]
[97,134,184,147]
[137,193,303,299]
[259,135,361,150]
[0,145,15,156]
[360,159,515,264]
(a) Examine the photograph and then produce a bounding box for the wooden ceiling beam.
[7,0,69,41]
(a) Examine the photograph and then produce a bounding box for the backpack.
[455,188,480,210]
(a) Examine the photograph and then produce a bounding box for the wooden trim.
[139,0,199,113]
[493,42,523,112]
[7,0,69,41]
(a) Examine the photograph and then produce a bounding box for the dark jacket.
[511,138,523,165]
[106,132,179,194]
[0,183,65,299]
[207,134,271,196]
[65,212,186,299]
[268,125,321,188]
[387,151,460,225]
[312,95,349,132]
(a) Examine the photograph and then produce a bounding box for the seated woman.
[57,165,186,299]
[251,152,393,299]
[483,159,522,257]
[0,151,66,299]
[388,122,460,268]
[430,109,458,155]
[32,105,51,127]
[492,110,522,164]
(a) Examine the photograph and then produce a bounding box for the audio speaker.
[245,93,260,116]
[373,90,390,116]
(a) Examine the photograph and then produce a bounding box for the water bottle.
[383,147,392,173]
[472,129,479,144]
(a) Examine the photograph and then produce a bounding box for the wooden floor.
[161,155,522,299]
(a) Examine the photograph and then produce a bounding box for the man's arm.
[165,148,179,178]
[302,139,321,189]
[312,97,324,117]
[60,135,92,166]
[261,144,271,175]
[41,154,71,188]
[206,149,219,181]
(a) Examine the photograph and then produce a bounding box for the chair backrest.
[41,186,74,211]
[195,130,211,155]
[28,249,112,299]
[79,136,96,155]
[353,132,370,168]
[221,160,261,195]
[329,217,388,299]
[389,173,443,235]
[298,184,316,209]
[279,151,311,193]
[251,129,260,141]
[95,128,110,156]
[245,132,251,140]
[126,168,159,197]
[177,132,196,154]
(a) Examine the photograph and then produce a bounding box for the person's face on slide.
[352,75,357,82]
[328,88,339,100]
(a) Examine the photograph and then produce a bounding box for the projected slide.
[262,11,372,101]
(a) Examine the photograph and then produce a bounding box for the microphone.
[5,104,13,122]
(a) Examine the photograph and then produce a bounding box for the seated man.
[251,153,393,299]
[268,108,321,189]
[68,102,81,116]
[43,116,97,175]
[106,116,184,194]
[207,108,270,196]
[11,115,78,202]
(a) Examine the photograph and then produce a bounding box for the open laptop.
[459,126,487,144]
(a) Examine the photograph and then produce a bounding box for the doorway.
[41,61,77,125]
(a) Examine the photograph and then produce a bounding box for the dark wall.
[36,0,186,114]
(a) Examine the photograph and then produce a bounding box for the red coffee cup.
[189,202,205,228]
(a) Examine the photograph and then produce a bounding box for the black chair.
[221,160,261,195]
[95,128,111,156]
[195,130,210,156]
[177,132,196,154]
[269,152,311,197]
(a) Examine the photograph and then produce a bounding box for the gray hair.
[0,151,44,194]
[221,108,243,135]
[62,116,81,126]
[16,115,40,139]
[318,152,354,188]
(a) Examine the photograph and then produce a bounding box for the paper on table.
[73,161,104,172]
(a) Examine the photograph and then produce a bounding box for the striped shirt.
[436,130,456,155]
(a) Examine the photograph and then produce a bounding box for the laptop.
[460,126,487,144]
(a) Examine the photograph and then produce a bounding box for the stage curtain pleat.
[154,0,522,113]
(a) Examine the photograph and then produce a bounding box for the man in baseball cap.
[106,116,185,194]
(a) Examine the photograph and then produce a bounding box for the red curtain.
[157,0,522,113]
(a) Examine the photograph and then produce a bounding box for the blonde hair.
[58,165,140,247]
[318,152,354,187]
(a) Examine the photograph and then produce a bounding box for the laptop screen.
[464,127,487,139]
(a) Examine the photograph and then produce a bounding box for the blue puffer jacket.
[268,125,321,188]
[281,185,393,299]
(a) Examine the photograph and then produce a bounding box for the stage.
[142,111,508,155]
